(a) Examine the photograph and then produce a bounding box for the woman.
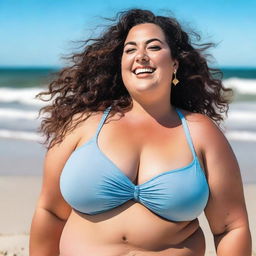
[29,8,251,256]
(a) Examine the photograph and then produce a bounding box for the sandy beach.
[0,177,255,256]
[0,137,255,255]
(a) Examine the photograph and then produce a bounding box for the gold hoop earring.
[172,70,179,86]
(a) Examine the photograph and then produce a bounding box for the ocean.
[0,67,256,181]
[0,67,256,142]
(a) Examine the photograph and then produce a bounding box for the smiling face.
[121,23,178,98]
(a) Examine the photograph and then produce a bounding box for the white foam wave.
[1,107,255,123]
[0,79,255,107]
[225,130,256,142]
[0,127,255,144]
[223,78,256,94]
[228,110,256,121]
[0,87,48,106]
[0,108,39,120]
[0,129,42,141]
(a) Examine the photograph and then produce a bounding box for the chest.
[94,119,198,185]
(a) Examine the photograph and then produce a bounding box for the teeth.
[134,68,154,75]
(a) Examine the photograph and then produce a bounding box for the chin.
[133,83,159,93]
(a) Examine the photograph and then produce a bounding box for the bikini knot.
[133,186,140,201]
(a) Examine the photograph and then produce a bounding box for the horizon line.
[0,65,256,70]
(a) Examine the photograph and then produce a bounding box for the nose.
[135,50,149,63]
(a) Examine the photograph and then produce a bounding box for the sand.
[0,176,255,256]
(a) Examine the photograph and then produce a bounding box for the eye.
[148,46,161,50]
[125,48,136,54]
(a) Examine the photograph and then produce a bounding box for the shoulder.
[69,109,104,133]
[177,108,231,159]
[49,109,105,153]
[178,108,217,127]
[178,108,226,139]
[67,109,112,149]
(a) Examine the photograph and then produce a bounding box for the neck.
[128,98,176,123]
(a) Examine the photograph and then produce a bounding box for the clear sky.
[0,0,255,68]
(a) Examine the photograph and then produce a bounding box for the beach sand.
[0,138,255,255]
[0,176,255,256]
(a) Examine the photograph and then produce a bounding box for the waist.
[60,201,203,253]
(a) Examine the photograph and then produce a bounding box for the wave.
[0,106,255,124]
[0,128,255,143]
[0,78,255,106]
[223,78,256,94]
[0,108,39,120]
[0,129,42,141]
[0,87,47,106]
[225,130,256,142]
[227,110,256,121]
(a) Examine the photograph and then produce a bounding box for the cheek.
[156,54,174,81]
[157,55,174,74]
[121,56,125,71]
[121,56,131,84]
[121,54,132,69]
[159,51,173,65]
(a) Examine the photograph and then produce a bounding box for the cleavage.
[96,120,193,185]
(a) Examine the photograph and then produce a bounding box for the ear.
[173,61,179,71]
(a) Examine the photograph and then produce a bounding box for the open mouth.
[133,67,156,75]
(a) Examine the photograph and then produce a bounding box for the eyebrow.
[124,38,164,48]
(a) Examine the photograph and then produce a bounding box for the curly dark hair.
[37,8,233,148]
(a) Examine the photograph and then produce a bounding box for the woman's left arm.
[199,116,252,256]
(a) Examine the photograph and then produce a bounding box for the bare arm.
[200,116,252,255]
[29,128,81,256]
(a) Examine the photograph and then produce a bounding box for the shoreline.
[0,129,255,255]
[1,136,256,183]
[0,176,255,256]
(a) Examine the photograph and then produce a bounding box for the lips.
[132,66,156,75]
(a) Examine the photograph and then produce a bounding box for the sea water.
[0,67,256,142]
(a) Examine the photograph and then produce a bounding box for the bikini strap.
[93,106,112,140]
[175,108,196,158]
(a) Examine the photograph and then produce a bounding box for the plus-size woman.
[30,8,251,256]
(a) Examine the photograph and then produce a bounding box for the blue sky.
[0,0,255,68]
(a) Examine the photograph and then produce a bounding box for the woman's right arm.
[29,128,81,256]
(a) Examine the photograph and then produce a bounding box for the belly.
[59,201,205,256]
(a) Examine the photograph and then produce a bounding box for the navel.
[122,235,128,243]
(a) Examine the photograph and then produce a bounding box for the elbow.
[213,225,252,255]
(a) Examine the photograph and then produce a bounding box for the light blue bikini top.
[60,106,209,222]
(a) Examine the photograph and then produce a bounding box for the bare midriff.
[59,200,205,256]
